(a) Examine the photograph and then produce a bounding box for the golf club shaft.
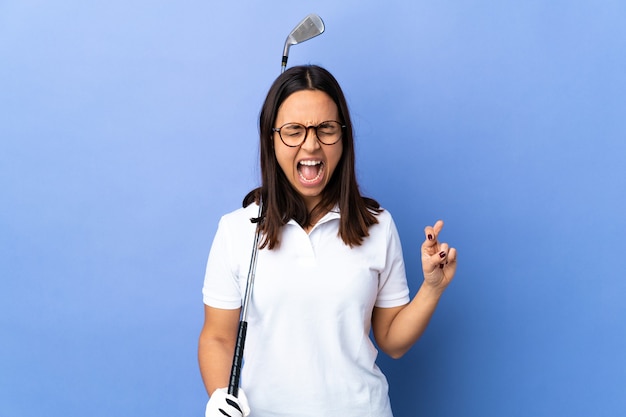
[228,203,262,397]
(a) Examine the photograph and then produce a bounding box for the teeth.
[299,160,321,166]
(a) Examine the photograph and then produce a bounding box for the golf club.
[227,14,326,399]
[281,14,325,73]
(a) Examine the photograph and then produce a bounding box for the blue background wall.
[1,1,625,416]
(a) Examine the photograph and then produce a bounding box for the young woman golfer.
[199,65,458,417]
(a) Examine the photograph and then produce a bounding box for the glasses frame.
[272,120,346,147]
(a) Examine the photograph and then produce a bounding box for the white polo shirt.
[203,203,410,417]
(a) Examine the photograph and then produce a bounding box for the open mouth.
[297,160,324,183]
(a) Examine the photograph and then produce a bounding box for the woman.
[198,65,457,417]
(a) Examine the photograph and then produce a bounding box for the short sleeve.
[375,213,410,308]
[202,215,243,309]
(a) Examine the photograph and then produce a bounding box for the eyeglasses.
[272,120,346,147]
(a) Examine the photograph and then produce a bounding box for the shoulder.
[374,207,392,220]
[371,208,404,246]
[372,207,395,229]
[216,203,260,238]
[220,202,260,223]
[353,207,397,245]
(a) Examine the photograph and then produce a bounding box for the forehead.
[275,90,338,124]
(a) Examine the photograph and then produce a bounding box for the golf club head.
[281,14,325,72]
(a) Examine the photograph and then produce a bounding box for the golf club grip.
[228,320,248,397]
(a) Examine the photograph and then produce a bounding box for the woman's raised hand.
[421,220,457,291]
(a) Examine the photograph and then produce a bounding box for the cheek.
[328,147,343,173]
[274,141,296,174]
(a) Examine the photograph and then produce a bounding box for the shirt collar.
[286,204,341,227]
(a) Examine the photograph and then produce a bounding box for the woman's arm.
[372,283,445,358]
[372,220,458,359]
[198,304,241,395]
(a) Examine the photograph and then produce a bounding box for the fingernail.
[427,234,433,241]
[439,251,446,258]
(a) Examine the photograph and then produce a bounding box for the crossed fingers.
[423,220,457,271]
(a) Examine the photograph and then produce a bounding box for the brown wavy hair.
[243,65,381,249]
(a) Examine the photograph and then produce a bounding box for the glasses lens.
[280,123,306,146]
[317,121,341,144]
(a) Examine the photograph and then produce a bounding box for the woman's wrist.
[419,279,447,298]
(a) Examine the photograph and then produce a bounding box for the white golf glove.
[205,387,250,417]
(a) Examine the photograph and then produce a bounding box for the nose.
[300,126,321,151]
